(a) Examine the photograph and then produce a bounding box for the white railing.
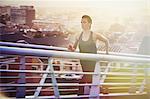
[1,41,150,58]
[0,43,150,99]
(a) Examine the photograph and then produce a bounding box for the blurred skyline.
[0,0,150,36]
[0,0,150,53]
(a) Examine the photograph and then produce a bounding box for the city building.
[11,6,35,27]
[0,6,11,16]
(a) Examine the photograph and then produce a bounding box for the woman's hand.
[68,44,75,52]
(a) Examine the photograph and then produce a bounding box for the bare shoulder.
[92,32,101,40]
[93,32,107,41]
[94,32,103,36]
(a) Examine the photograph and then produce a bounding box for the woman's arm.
[95,33,109,54]
[68,34,80,51]
[73,37,79,50]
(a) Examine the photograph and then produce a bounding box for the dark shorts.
[80,60,96,83]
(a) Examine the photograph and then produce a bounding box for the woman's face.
[81,18,91,30]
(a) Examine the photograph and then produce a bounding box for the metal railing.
[0,42,150,99]
[1,41,150,58]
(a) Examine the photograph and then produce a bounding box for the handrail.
[1,46,150,63]
[0,69,146,76]
[25,93,147,99]
[0,41,150,58]
[0,42,150,98]
[0,41,67,51]
[0,83,143,87]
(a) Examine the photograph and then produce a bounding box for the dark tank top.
[78,32,97,71]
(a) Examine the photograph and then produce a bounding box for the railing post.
[101,62,111,83]
[48,57,60,98]
[59,58,65,73]
[90,61,100,99]
[139,79,146,93]
[34,59,50,98]
[145,68,150,99]
[129,63,137,93]
[16,56,26,98]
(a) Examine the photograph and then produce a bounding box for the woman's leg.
[78,61,96,95]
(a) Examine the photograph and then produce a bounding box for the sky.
[0,0,149,8]
[1,0,149,18]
